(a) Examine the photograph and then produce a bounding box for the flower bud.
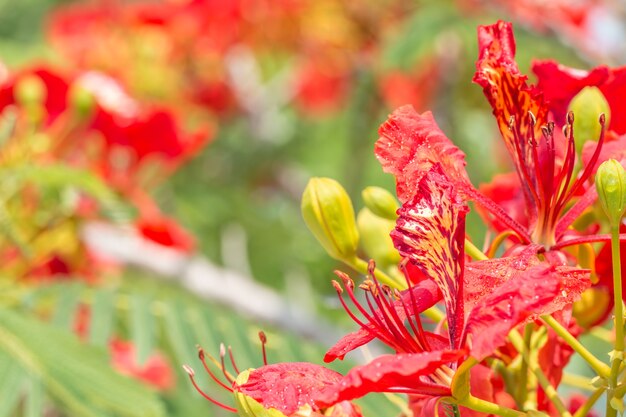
[357,208,400,268]
[68,84,96,120]
[572,287,611,329]
[361,186,398,220]
[302,178,359,261]
[568,86,610,152]
[595,159,626,226]
[15,75,47,108]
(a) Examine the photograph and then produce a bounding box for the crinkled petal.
[464,244,543,312]
[315,351,465,408]
[466,264,589,361]
[237,362,342,415]
[375,105,469,203]
[473,21,549,214]
[532,60,609,127]
[393,166,468,349]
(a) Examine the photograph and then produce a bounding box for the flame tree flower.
[316,166,588,416]
[183,332,363,417]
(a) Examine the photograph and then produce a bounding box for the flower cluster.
[189,20,626,417]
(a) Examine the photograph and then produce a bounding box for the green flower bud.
[361,186,398,220]
[357,208,400,268]
[15,75,47,107]
[234,370,288,417]
[595,159,626,226]
[302,177,359,261]
[568,86,610,152]
[68,84,96,120]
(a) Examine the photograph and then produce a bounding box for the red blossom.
[236,362,344,415]
[533,61,626,134]
[109,338,175,391]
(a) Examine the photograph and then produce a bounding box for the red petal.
[466,264,589,361]
[477,172,528,233]
[473,21,549,192]
[532,60,609,127]
[324,279,441,362]
[315,351,465,408]
[375,106,469,203]
[393,166,468,349]
[464,244,543,312]
[237,362,342,415]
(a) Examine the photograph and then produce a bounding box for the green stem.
[346,257,403,289]
[607,224,625,417]
[465,239,488,261]
[516,324,533,407]
[541,315,611,378]
[561,373,594,392]
[459,395,527,417]
[509,330,571,417]
[573,387,605,417]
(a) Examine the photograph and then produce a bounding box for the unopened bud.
[68,84,96,120]
[357,208,400,268]
[595,159,626,226]
[573,287,610,329]
[15,75,47,107]
[568,86,610,152]
[302,178,359,261]
[361,186,398,220]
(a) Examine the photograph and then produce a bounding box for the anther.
[567,111,575,125]
[367,259,377,275]
[600,113,606,125]
[258,331,268,366]
[183,364,195,376]
[528,111,536,126]
[331,280,343,293]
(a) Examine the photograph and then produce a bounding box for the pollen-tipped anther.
[332,280,343,293]
[197,345,205,360]
[567,110,575,125]
[183,364,195,376]
[528,110,536,126]
[600,113,607,125]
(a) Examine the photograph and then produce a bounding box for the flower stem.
[465,239,488,261]
[509,330,571,417]
[347,256,403,288]
[459,395,527,417]
[541,315,611,378]
[607,224,625,417]
[573,387,605,417]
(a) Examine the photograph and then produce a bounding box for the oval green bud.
[234,370,288,417]
[357,208,400,268]
[361,186,398,220]
[595,159,626,226]
[68,84,96,120]
[568,86,610,152]
[15,75,47,108]
[302,177,359,261]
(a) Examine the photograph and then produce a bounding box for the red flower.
[317,167,589,409]
[184,335,362,416]
[110,338,175,391]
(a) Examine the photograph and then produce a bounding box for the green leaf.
[51,282,84,330]
[25,376,45,417]
[89,289,116,347]
[0,308,165,417]
[0,355,25,417]
[130,294,153,365]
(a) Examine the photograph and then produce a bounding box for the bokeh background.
[0,0,624,416]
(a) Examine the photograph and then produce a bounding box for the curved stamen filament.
[197,346,233,392]
[258,331,268,366]
[227,346,241,375]
[183,365,237,413]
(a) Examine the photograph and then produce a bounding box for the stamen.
[227,346,241,375]
[196,345,233,392]
[183,365,237,412]
[258,331,268,366]
[219,343,235,383]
